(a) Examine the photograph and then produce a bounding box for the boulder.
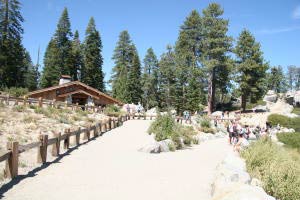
[212,185,275,200]
[138,142,160,153]
[158,139,174,152]
[250,178,262,187]
[263,90,277,102]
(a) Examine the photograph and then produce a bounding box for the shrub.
[12,105,26,112]
[148,113,175,141]
[76,109,89,117]
[22,115,37,123]
[148,113,197,150]
[277,132,300,150]
[3,87,28,97]
[241,138,300,200]
[246,99,267,109]
[268,114,300,132]
[103,105,124,117]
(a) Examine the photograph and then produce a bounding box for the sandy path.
[0,120,231,200]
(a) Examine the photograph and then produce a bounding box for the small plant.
[58,116,70,124]
[19,161,27,168]
[168,143,176,152]
[12,105,26,112]
[0,171,4,181]
[76,109,89,117]
[22,115,37,124]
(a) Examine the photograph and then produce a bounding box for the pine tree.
[111,30,133,102]
[40,39,60,88]
[40,8,73,87]
[0,0,26,88]
[267,66,287,93]
[141,47,159,110]
[175,10,203,113]
[201,3,232,114]
[70,30,83,81]
[235,29,268,111]
[23,51,39,91]
[82,17,104,91]
[54,8,73,75]
[126,45,142,104]
[158,45,177,109]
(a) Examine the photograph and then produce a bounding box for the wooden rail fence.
[0,113,158,181]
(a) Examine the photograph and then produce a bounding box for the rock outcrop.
[211,152,275,200]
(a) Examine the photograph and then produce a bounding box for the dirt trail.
[0,120,231,200]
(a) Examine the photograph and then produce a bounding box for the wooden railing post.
[108,118,111,130]
[52,132,61,156]
[23,96,28,106]
[38,97,43,107]
[6,94,9,105]
[38,134,48,164]
[76,127,81,145]
[94,124,99,137]
[64,129,70,149]
[111,119,115,129]
[144,115,146,120]
[150,115,152,120]
[84,126,91,140]
[4,141,19,179]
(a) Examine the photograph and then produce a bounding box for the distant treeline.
[0,0,298,114]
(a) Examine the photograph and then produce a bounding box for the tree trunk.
[207,69,215,115]
[241,94,246,112]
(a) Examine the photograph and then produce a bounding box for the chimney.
[59,75,71,85]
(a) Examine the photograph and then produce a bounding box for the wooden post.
[64,129,70,149]
[150,115,152,120]
[84,126,91,140]
[144,115,146,120]
[6,94,9,105]
[23,96,28,106]
[76,103,79,111]
[38,97,43,107]
[4,141,19,179]
[76,127,81,145]
[37,134,48,164]
[52,132,61,156]
[112,119,115,129]
[108,118,111,130]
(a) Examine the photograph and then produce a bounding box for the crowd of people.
[224,120,272,152]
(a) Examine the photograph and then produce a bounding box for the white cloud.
[292,5,300,19]
[257,26,300,35]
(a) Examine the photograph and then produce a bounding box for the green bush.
[277,132,300,150]
[268,114,300,132]
[3,87,28,97]
[148,113,175,141]
[241,138,300,200]
[148,113,197,150]
[104,105,124,117]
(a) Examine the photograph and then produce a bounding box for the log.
[37,135,48,164]
[4,142,18,179]
[52,132,61,157]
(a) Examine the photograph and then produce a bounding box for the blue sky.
[21,0,300,83]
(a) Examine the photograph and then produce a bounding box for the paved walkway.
[0,120,231,200]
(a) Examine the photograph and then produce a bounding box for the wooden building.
[28,76,122,106]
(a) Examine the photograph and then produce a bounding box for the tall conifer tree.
[0,0,26,87]
[235,29,268,111]
[40,8,73,87]
[82,17,104,91]
[111,31,134,102]
[70,30,83,81]
[141,48,159,110]
[158,45,177,109]
[201,3,232,114]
